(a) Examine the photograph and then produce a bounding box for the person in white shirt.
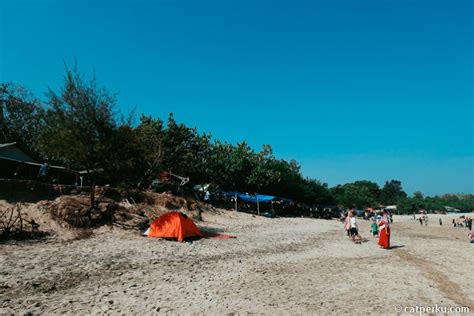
[349,211,362,244]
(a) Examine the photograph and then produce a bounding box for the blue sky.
[1,0,473,195]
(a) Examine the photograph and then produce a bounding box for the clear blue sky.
[1,0,473,195]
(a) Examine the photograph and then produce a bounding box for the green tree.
[105,124,146,188]
[380,180,407,205]
[342,183,377,209]
[0,83,45,156]
[263,159,303,199]
[41,66,119,207]
[209,141,255,191]
[398,192,425,214]
[135,115,165,188]
[299,178,334,205]
[256,157,332,206]
[353,180,381,201]
[161,113,212,185]
[331,180,380,208]
[246,145,280,193]
[330,184,346,206]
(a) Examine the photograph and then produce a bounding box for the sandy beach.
[2,0,473,313]
[1,209,473,315]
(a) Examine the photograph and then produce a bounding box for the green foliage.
[40,66,120,206]
[246,145,280,192]
[105,124,147,188]
[209,141,255,191]
[0,83,45,157]
[298,178,334,205]
[262,159,302,198]
[398,194,474,214]
[397,195,424,214]
[2,66,469,215]
[134,115,165,187]
[41,66,118,171]
[161,113,212,185]
[380,180,407,205]
[331,180,380,209]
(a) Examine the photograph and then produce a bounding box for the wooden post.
[235,193,238,212]
[90,175,96,209]
[257,195,260,216]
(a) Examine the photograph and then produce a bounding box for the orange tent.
[147,212,203,242]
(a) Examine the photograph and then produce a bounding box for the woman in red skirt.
[378,211,390,249]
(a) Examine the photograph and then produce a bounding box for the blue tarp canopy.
[223,191,291,203]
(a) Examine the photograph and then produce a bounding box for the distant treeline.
[1,66,473,213]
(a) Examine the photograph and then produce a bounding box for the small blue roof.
[223,191,292,203]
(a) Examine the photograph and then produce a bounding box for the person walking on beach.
[343,213,351,238]
[378,211,390,249]
[418,217,423,226]
[371,219,379,238]
[349,211,362,244]
[464,217,471,230]
[439,218,442,226]
[424,214,428,227]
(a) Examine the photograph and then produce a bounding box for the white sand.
[1,210,473,314]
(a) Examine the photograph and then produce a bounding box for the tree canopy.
[1,67,472,214]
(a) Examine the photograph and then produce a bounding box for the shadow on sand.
[389,245,405,249]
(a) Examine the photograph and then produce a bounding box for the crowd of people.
[341,209,391,249]
[453,216,473,244]
[414,212,473,244]
[451,217,472,230]
[341,210,473,249]
[415,213,429,226]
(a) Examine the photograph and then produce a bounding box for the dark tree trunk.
[89,176,95,209]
